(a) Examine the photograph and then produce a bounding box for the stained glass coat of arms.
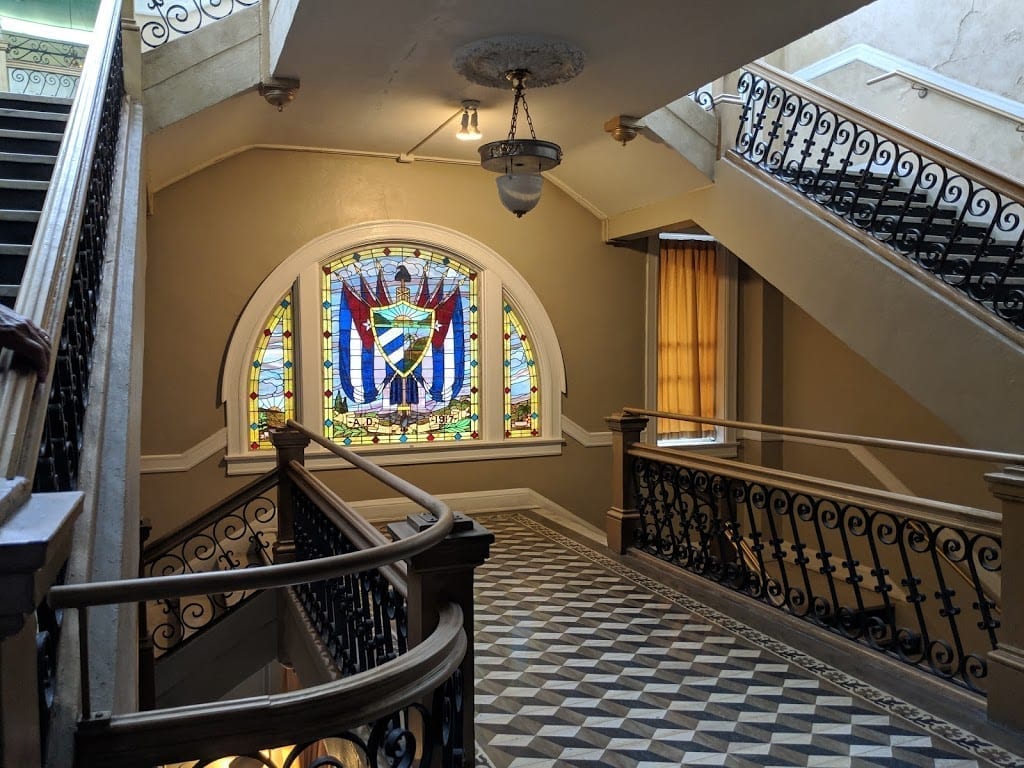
[321,246,480,445]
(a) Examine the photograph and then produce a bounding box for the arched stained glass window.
[224,222,566,470]
[503,298,540,438]
[320,244,480,446]
[248,291,295,450]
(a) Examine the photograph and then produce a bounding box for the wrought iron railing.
[139,0,260,49]
[141,471,278,656]
[294,484,409,674]
[50,423,486,768]
[734,63,1024,333]
[3,32,87,98]
[607,410,1020,696]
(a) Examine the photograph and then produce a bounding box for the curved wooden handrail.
[49,424,453,607]
[289,461,408,596]
[623,407,1024,465]
[142,469,278,561]
[0,0,123,483]
[744,61,1024,206]
[627,442,1002,535]
[76,603,466,768]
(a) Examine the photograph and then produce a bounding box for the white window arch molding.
[222,220,566,474]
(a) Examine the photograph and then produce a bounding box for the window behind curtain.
[657,239,718,441]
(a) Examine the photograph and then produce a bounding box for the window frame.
[222,221,566,475]
[643,233,738,455]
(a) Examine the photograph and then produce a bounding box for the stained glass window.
[320,245,480,446]
[248,291,295,450]
[503,298,540,438]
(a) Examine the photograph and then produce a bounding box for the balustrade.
[607,410,1017,701]
[734,63,1024,332]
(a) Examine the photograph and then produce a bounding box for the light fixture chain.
[520,92,538,140]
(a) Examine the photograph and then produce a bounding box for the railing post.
[270,429,310,564]
[605,412,648,554]
[388,515,493,768]
[986,465,1024,731]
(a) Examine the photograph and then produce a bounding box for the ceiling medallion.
[454,36,585,218]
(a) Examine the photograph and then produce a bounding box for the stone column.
[986,465,1024,731]
[605,413,648,553]
[270,428,311,564]
[388,515,493,768]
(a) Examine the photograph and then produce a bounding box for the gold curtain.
[657,240,718,440]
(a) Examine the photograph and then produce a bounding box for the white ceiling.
[150,0,872,218]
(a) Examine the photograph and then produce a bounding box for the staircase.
[808,168,1024,320]
[0,93,71,308]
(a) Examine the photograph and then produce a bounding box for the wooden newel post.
[270,429,311,564]
[605,412,648,554]
[986,465,1024,731]
[388,514,494,768]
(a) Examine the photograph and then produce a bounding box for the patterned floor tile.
[472,514,1024,768]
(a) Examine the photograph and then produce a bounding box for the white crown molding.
[140,428,227,474]
[560,416,612,447]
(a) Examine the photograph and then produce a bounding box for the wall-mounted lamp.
[456,99,482,141]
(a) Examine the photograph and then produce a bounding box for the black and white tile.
[471,513,1023,768]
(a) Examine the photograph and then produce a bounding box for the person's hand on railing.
[0,305,51,382]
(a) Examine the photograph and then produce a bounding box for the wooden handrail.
[744,61,1024,206]
[142,469,278,561]
[0,0,123,485]
[288,461,408,596]
[623,408,1024,465]
[626,442,1002,535]
[76,602,466,768]
[48,425,453,607]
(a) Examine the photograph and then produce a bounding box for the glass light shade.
[496,173,544,217]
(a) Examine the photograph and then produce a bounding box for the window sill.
[653,440,738,460]
[224,437,566,476]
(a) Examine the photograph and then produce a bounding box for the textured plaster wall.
[764,0,1024,181]
[141,149,645,537]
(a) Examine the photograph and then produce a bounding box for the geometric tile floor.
[472,513,1024,768]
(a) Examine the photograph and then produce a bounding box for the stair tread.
[0,152,57,165]
[0,179,48,191]
[0,128,65,141]
[0,108,69,123]
[0,285,18,297]
[0,209,41,221]
[0,244,30,256]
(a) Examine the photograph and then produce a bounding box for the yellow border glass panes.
[248,291,295,450]
[321,245,479,446]
[503,297,540,438]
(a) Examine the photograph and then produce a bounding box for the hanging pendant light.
[454,36,584,218]
[478,70,562,217]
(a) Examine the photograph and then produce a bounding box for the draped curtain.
[657,240,718,440]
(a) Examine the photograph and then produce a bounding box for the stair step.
[0,179,48,210]
[0,209,41,247]
[0,108,69,134]
[0,152,57,182]
[0,244,30,258]
[0,129,64,156]
[0,93,73,114]
[0,284,18,298]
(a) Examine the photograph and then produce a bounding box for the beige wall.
[141,148,645,537]
[776,297,999,510]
